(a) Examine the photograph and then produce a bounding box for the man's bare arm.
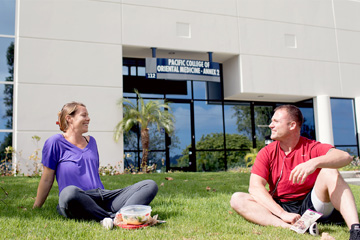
[249,174,300,224]
[290,148,352,184]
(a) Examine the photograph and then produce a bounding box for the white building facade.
[1,0,360,173]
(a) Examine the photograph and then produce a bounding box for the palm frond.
[114,90,176,142]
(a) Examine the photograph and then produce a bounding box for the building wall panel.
[334,0,360,32]
[18,0,122,44]
[122,0,238,16]
[240,55,342,98]
[340,63,360,97]
[17,38,123,87]
[238,18,338,62]
[337,30,360,65]
[237,0,334,28]
[16,84,122,132]
[121,4,240,54]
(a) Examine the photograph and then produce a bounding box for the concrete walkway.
[340,171,360,186]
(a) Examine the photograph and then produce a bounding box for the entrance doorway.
[166,100,196,172]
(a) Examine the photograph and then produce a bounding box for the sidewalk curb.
[340,171,360,186]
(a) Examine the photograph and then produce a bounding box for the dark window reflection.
[123,151,138,171]
[0,84,13,129]
[166,81,192,99]
[226,150,249,169]
[0,132,12,168]
[123,98,138,150]
[0,38,13,130]
[193,81,222,100]
[196,151,225,171]
[336,146,358,156]
[0,0,16,36]
[331,98,358,155]
[0,38,14,82]
[147,151,166,172]
[299,107,315,140]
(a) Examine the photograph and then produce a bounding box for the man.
[230,105,360,239]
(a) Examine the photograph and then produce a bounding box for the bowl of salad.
[119,205,152,225]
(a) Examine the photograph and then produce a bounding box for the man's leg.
[313,168,359,229]
[230,192,291,228]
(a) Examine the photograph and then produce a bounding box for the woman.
[33,102,158,229]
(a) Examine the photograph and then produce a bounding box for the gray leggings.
[57,180,158,221]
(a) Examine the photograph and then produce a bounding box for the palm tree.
[114,90,175,172]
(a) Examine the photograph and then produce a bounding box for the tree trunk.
[141,128,149,172]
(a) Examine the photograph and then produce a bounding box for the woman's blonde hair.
[58,102,86,132]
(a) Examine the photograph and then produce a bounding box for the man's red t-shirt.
[251,137,333,202]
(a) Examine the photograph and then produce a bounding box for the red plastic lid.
[118,223,149,229]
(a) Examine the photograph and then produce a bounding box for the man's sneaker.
[101,218,114,230]
[350,223,360,240]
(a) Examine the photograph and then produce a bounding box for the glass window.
[0,84,13,129]
[147,125,165,151]
[0,38,14,82]
[331,98,358,147]
[206,81,222,101]
[196,151,225,171]
[123,58,137,65]
[224,102,252,149]
[193,81,206,100]
[0,0,16,36]
[137,66,145,76]
[123,151,140,171]
[168,102,192,166]
[122,98,138,151]
[227,150,248,168]
[147,151,166,172]
[130,66,137,76]
[123,92,136,98]
[0,132,12,164]
[194,101,224,149]
[140,93,164,99]
[336,146,358,156]
[299,107,315,140]
[131,99,166,150]
[254,105,273,149]
[122,66,129,76]
[194,80,222,100]
[166,81,192,99]
[0,38,14,130]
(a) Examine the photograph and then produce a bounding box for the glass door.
[166,100,196,171]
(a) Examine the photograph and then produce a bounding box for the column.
[313,95,334,145]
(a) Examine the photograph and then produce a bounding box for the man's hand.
[289,160,317,184]
[279,211,301,225]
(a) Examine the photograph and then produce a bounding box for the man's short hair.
[274,104,304,129]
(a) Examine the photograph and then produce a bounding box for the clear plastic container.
[119,205,152,225]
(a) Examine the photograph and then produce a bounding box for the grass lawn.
[1,172,359,239]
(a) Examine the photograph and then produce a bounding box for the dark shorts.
[275,191,345,225]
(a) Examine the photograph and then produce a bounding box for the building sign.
[145,58,220,82]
